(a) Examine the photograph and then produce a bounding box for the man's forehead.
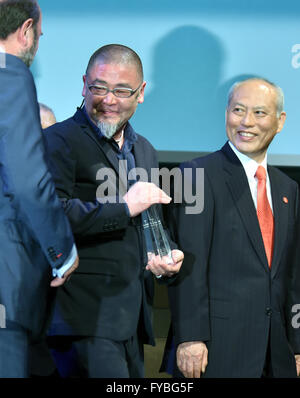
[88,61,140,84]
[233,80,275,97]
[91,61,135,73]
[230,81,277,105]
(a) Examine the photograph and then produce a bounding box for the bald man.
[39,103,56,129]
[165,77,300,378]
[44,44,184,378]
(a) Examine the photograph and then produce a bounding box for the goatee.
[97,121,120,139]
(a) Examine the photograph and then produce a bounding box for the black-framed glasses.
[87,82,142,98]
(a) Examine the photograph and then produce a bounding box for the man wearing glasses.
[44,44,183,378]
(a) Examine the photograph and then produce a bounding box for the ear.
[276,111,286,134]
[82,75,87,97]
[18,18,34,49]
[225,108,228,124]
[137,81,146,104]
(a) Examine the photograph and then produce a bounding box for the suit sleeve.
[167,162,214,346]
[44,127,130,239]
[0,62,74,268]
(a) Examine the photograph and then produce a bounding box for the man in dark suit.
[165,77,300,377]
[45,44,184,378]
[0,0,78,377]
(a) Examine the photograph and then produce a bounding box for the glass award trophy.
[142,205,174,265]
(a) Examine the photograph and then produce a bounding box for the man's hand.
[295,354,300,376]
[146,249,184,277]
[50,255,79,287]
[123,182,171,217]
[177,341,208,378]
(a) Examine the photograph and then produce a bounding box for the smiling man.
[163,77,300,378]
[226,79,286,163]
[44,44,183,378]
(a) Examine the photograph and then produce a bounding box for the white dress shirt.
[52,244,78,278]
[228,141,273,212]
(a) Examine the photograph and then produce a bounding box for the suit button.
[265,308,272,316]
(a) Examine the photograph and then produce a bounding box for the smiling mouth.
[238,131,256,138]
[93,108,119,117]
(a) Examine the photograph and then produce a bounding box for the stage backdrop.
[36,0,300,165]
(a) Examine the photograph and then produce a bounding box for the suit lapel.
[221,143,270,273]
[73,109,126,195]
[133,141,143,169]
[75,109,150,193]
[83,126,121,174]
[268,167,289,278]
[132,138,153,180]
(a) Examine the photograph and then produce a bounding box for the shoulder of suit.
[268,164,298,188]
[3,53,32,80]
[44,115,83,139]
[179,150,223,172]
[0,54,35,96]
[43,116,87,158]
[134,132,155,151]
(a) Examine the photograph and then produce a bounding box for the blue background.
[34,0,300,165]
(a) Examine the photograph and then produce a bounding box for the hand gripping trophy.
[141,205,174,266]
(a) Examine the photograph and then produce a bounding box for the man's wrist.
[52,244,77,278]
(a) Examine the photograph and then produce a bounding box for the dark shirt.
[82,106,137,186]
[81,106,138,213]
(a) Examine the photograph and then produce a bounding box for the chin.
[236,142,255,152]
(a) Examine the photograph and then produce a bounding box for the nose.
[102,91,117,105]
[241,111,255,127]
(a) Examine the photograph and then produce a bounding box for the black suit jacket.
[45,109,172,345]
[166,142,300,377]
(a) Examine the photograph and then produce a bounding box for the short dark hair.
[0,0,40,40]
[86,44,144,81]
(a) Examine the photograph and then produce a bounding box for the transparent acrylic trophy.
[142,205,174,265]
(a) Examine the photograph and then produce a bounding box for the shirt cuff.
[52,244,77,278]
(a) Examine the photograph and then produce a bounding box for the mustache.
[93,106,119,115]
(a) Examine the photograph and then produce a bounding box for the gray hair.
[227,77,284,117]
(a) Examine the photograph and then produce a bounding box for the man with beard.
[0,0,78,377]
[44,44,184,378]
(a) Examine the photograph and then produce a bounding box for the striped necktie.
[255,165,274,268]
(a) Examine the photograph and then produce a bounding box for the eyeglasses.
[87,82,142,98]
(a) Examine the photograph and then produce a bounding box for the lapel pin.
[283,196,288,204]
